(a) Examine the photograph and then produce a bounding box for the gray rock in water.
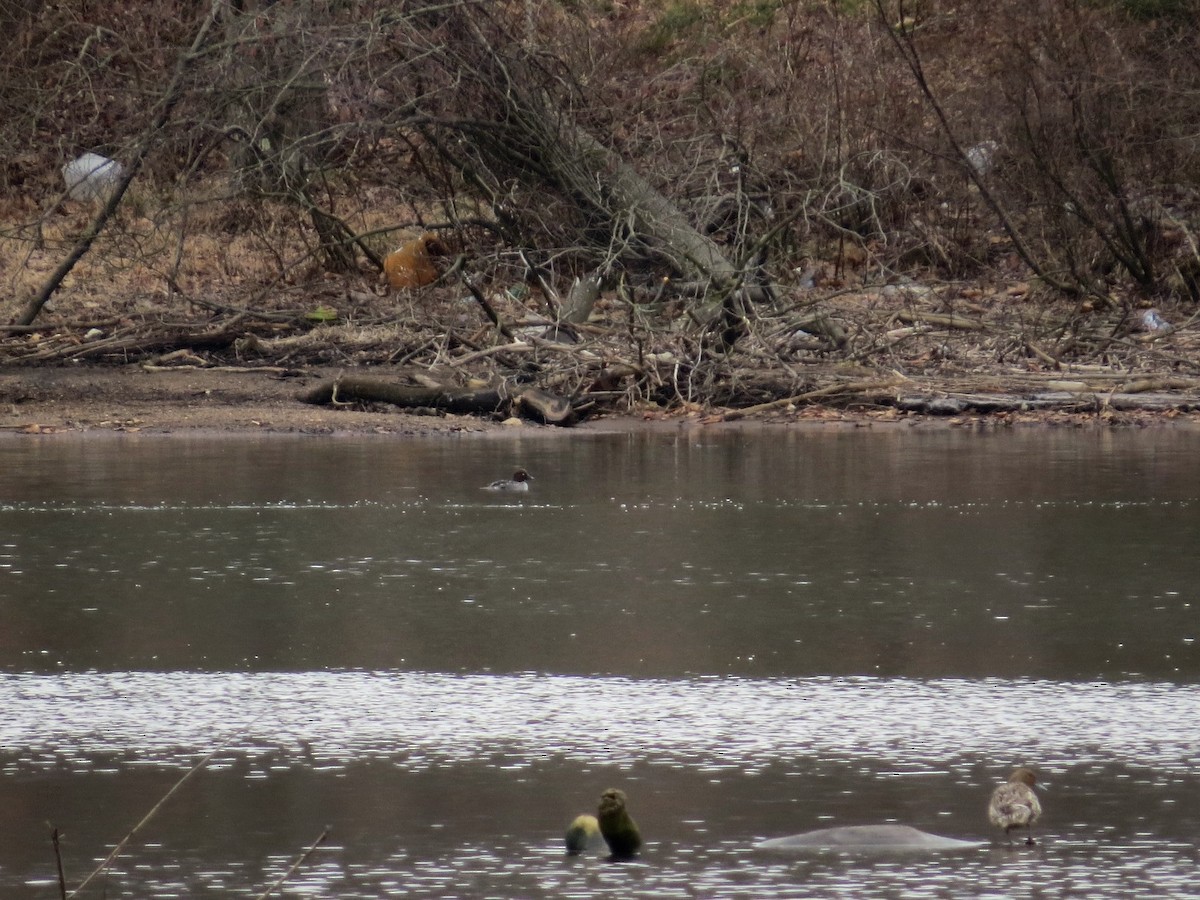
[62,153,124,202]
[755,824,985,852]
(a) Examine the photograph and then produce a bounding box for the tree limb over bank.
[418,11,778,340]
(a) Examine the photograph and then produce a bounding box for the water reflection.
[2,493,1197,679]
[3,672,1200,778]
[1,428,1199,897]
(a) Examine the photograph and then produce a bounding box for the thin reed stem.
[50,826,67,900]
[255,828,331,900]
[67,748,220,898]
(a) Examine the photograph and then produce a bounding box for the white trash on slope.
[62,152,125,202]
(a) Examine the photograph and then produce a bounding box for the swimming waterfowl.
[988,767,1042,846]
[482,469,531,492]
[597,788,642,859]
[564,814,602,855]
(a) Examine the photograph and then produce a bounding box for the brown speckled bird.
[988,767,1042,846]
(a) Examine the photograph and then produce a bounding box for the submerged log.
[299,376,575,425]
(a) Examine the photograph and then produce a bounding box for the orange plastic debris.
[384,232,446,289]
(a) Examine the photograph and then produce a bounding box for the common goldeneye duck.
[483,469,531,492]
[988,767,1042,845]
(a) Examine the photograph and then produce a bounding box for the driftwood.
[300,377,503,413]
[896,391,1200,414]
[515,387,574,424]
[717,377,905,421]
[299,375,574,425]
[1120,377,1196,394]
[2,324,244,365]
[895,311,985,331]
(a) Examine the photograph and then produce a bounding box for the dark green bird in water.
[597,788,642,859]
[564,814,601,855]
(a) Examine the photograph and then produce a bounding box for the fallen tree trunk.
[298,376,575,425]
[299,377,502,413]
[515,387,574,424]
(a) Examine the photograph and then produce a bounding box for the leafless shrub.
[872,0,1200,302]
[2,0,1198,336]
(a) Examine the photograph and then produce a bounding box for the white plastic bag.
[62,152,125,202]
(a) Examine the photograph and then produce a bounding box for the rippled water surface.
[2,427,1199,897]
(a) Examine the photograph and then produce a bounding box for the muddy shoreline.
[3,365,1198,436]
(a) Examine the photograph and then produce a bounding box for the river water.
[1,426,1198,897]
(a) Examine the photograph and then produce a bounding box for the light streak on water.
[3,672,1197,777]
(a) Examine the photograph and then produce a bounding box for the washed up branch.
[300,376,505,412]
[1119,377,1197,394]
[894,311,985,331]
[3,323,244,365]
[895,390,1200,414]
[716,376,906,421]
